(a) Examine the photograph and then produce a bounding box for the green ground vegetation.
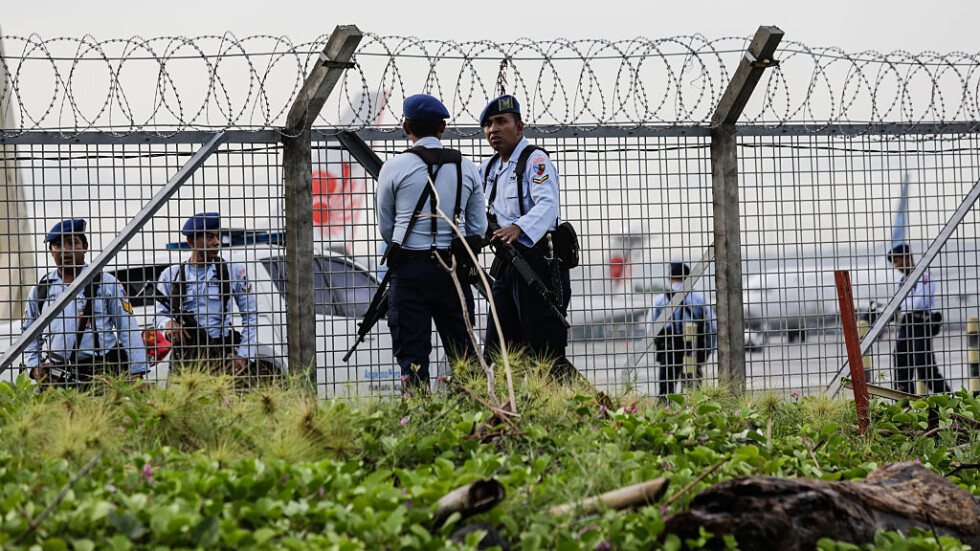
[0,357,978,550]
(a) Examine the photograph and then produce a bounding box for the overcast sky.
[1,0,977,54]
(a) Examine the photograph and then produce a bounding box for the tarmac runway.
[570,327,978,398]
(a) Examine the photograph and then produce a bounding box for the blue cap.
[479,95,521,127]
[669,262,691,279]
[887,243,911,260]
[45,219,87,243]
[403,94,450,121]
[182,212,221,236]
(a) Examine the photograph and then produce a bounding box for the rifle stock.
[486,220,570,328]
[344,271,392,362]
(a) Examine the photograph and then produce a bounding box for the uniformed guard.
[479,94,576,380]
[375,94,487,390]
[155,212,258,375]
[647,262,717,396]
[888,243,949,394]
[22,218,149,386]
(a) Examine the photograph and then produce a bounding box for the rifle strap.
[36,273,53,314]
[173,260,232,329]
[483,145,545,217]
[66,272,102,365]
[404,146,464,242]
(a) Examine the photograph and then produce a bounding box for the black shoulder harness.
[483,145,546,216]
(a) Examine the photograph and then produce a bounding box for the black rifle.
[486,219,570,328]
[343,270,392,362]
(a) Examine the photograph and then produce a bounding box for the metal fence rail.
[1,124,978,397]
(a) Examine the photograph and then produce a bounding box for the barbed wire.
[1,32,979,136]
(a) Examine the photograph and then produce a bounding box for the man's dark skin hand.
[491,224,523,245]
[30,365,50,381]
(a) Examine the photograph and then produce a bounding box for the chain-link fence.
[2,30,979,398]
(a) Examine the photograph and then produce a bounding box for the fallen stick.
[664,458,727,507]
[549,477,669,516]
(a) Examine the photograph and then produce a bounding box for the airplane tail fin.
[890,172,911,248]
[312,88,390,253]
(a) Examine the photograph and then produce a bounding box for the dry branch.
[549,477,670,516]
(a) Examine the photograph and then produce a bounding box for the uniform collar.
[52,263,90,284]
[504,137,530,165]
[415,136,443,149]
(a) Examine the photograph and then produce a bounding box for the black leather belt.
[399,248,451,262]
[513,239,548,254]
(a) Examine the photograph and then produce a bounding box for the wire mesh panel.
[0,137,288,388]
[738,131,980,395]
[3,127,980,399]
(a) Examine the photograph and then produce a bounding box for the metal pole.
[282,25,362,374]
[0,132,228,374]
[709,26,783,392]
[835,270,870,433]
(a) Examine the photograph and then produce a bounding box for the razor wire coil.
[1,33,980,136]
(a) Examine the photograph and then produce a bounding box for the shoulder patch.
[238,267,247,278]
[531,155,546,165]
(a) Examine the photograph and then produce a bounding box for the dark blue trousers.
[387,258,476,389]
[656,335,704,397]
[483,246,572,377]
[894,321,949,394]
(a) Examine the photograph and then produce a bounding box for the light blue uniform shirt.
[22,267,149,374]
[155,260,259,360]
[376,136,487,250]
[646,281,718,351]
[480,137,561,248]
[899,270,935,312]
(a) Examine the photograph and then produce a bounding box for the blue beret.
[403,94,450,121]
[479,95,521,127]
[45,219,87,243]
[182,212,221,236]
[669,262,691,278]
[887,243,911,260]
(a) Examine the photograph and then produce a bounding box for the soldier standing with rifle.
[479,95,578,381]
[375,94,487,391]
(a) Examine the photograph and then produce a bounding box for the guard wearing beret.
[479,95,576,380]
[375,94,487,390]
[646,262,717,396]
[887,243,949,394]
[22,219,149,387]
[155,212,258,375]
